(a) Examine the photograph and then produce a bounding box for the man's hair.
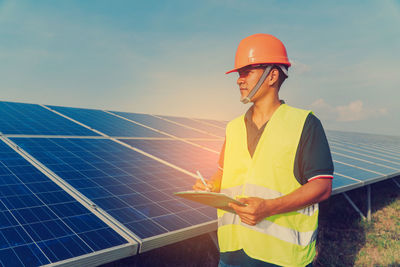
[274,65,288,91]
[253,64,288,90]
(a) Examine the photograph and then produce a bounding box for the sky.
[0,0,399,136]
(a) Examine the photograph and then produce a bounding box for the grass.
[102,178,400,267]
[315,178,400,267]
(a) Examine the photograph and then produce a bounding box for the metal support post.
[343,192,366,220]
[367,185,371,222]
[208,231,219,251]
[393,177,400,189]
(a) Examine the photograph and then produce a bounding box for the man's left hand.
[229,197,273,226]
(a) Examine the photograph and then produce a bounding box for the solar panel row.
[0,102,96,136]
[10,138,215,242]
[0,100,399,266]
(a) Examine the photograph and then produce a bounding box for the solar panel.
[11,137,216,252]
[196,118,229,129]
[111,111,218,139]
[119,139,220,179]
[329,139,399,163]
[326,131,400,193]
[333,160,379,181]
[47,105,166,138]
[329,138,400,161]
[0,140,132,266]
[332,153,396,176]
[331,146,400,170]
[159,115,226,138]
[0,101,97,136]
[188,139,225,152]
[331,173,362,194]
[328,131,400,154]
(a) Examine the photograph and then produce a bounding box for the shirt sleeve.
[294,113,334,185]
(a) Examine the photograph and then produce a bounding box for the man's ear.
[267,68,280,86]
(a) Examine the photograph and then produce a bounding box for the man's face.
[237,66,265,100]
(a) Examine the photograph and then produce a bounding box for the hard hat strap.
[278,64,288,77]
[241,65,273,104]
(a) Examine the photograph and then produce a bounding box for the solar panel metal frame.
[326,131,400,220]
[153,114,225,138]
[5,100,221,255]
[19,104,222,253]
[8,136,218,254]
[0,101,100,137]
[46,105,166,138]
[108,111,220,139]
[0,136,139,266]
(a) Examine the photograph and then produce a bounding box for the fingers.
[229,204,257,225]
[205,181,213,192]
[229,202,249,214]
[192,179,213,191]
[237,198,250,206]
[229,198,250,212]
[192,179,206,191]
[240,217,257,226]
[229,198,263,226]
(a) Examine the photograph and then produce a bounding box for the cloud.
[290,59,311,74]
[310,99,387,122]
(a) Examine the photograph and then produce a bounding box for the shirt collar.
[245,100,285,124]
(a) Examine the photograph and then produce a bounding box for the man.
[193,33,334,267]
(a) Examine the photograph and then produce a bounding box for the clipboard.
[174,191,246,213]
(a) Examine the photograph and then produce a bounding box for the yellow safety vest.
[218,104,318,267]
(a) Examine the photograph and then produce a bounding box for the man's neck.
[251,95,281,129]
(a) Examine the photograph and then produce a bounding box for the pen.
[196,170,209,191]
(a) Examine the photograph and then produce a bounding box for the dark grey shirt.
[218,103,334,185]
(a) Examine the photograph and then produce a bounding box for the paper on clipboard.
[174,190,246,213]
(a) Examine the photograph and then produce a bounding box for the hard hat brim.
[225,68,238,74]
[225,63,291,75]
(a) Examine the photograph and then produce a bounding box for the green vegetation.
[315,179,400,267]
[102,178,400,267]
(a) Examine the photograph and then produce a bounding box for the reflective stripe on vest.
[218,104,317,266]
[218,212,318,247]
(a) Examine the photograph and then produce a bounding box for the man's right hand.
[192,178,214,192]
[192,169,222,192]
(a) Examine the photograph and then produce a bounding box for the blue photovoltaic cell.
[112,111,217,139]
[333,161,379,181]
[197,118,228,129]
[188,139,225,153]
[0,141,128,266]
[332,173,361,193]
[0,101,98,136]
[330,146,400,170]
[11,138,216,240]
[120,139,220,179]
[332,154,396,176]
[159,115,226,138]
[329,139,400,163]
[327,131,400,155]
[48,105,165,138]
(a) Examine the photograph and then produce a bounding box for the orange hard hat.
[226,33,291,74]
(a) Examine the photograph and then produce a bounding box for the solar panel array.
[0,140,130,266]
[327,131,400,194]
[0,100,399,266]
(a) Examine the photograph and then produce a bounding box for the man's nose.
[237,76,245,85]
